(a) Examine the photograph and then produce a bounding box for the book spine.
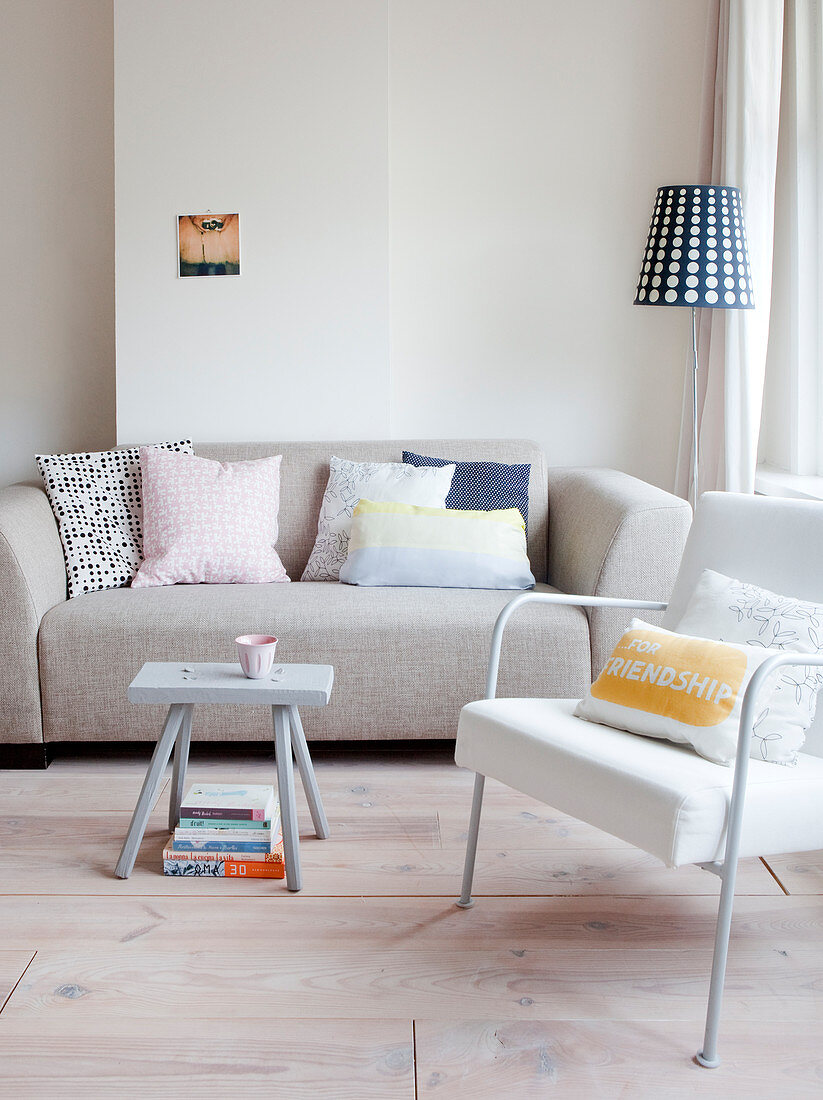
[224,861,283,878]
[177,817,272,831]
[174,828,275,843]
[163,859,285,878]
[163,846,284,864]
[181,806,266,821]
[171,840,272,853]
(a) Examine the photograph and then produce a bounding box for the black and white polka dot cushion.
[36,440,192,598]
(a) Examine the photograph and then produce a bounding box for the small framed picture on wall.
[178,213,241,277]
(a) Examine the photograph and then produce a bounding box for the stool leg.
[288,705,329,840]
[115,704,185,879]
[273,705,302,892]
[168,704,194,832]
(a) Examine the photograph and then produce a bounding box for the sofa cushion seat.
[456,697,823,867]
[38,582,591,742]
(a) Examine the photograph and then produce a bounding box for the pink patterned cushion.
[132,450,290,588]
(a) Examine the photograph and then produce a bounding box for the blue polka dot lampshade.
[634,185,754,309]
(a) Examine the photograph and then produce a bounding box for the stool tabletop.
[128,662,334,707]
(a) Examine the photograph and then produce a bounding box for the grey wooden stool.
[114,662,333,891]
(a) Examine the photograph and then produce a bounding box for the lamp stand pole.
[690,305,699,508]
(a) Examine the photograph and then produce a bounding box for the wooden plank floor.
[0,746,821,1097]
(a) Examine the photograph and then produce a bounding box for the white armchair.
[455,491,823,1068]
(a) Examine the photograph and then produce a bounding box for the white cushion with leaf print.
[301,456,456,581]
[674,568,823,764]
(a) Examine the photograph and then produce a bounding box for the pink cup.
[236,634,278,679]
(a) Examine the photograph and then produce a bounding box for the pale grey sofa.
[0,439,691,764]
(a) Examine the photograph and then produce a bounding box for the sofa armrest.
[0,484,67,744]
[546,468,692,678]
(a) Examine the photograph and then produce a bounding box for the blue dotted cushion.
[402,451,530,532]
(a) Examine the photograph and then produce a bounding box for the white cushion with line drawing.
[674,569,823,764]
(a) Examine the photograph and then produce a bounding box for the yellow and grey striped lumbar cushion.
[338,499,535,589]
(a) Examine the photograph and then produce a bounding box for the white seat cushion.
[455,698,823,867]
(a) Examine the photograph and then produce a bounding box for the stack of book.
[163,783,284,878]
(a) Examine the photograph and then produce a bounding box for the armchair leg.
[456,773,485,909]
[696,856,740,1068]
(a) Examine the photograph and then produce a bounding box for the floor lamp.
[634,185,754,506]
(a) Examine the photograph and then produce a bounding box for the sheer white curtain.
[760,0,823,477]
[674,0,784,497]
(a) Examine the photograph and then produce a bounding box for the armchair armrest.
[546,468,692,678]
[0,484,67,744]
[733,651,823,793]
[486,591,667,699]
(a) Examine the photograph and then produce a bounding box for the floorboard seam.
[412,1018,419,1100]
[759,857,791,896]
[0,950,37,1016]
[0,891,776,899]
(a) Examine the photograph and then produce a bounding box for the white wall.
[1,0,115,487]
[115,0,711,489]
[115,0,390,445]
[389,0,710,487]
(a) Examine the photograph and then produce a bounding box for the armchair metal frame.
[456,590,823,1068]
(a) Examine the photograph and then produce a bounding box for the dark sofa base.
[1,739,457,769]
[0,744,50,769]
